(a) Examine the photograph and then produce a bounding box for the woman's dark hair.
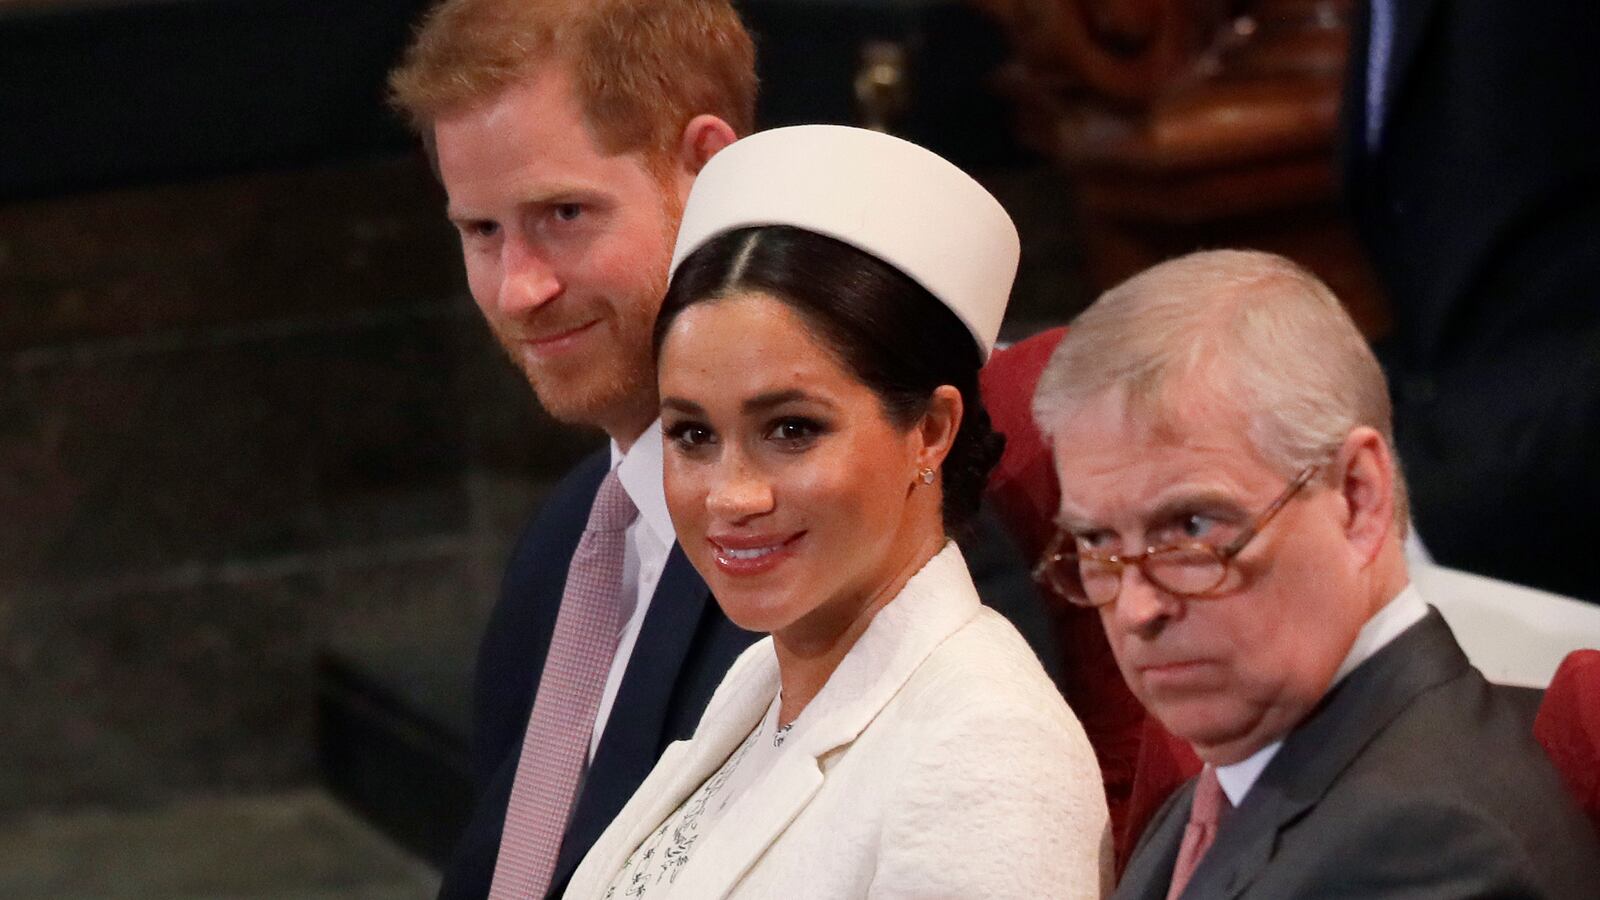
[653,225,1005,531]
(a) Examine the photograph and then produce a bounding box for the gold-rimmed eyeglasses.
[1033,465,1319,607]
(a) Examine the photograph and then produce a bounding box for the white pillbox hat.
[669,125,1019,359]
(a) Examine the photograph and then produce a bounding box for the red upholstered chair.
[982,327,1200,873]
[1122,716,1201,866]
[1534,649,1600,837]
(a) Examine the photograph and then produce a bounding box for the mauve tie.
[488,468,638,900]
[1166,766,1230,900]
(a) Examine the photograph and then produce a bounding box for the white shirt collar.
[1332,582,1428,683]
[1214,583,1429,805]
[1214,744,1278,807]
[612,418,675,549]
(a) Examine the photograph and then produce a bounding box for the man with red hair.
[390,3,755,897]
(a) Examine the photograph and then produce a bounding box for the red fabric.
[1533,649,1600,839]
[982,328,1067,560]
[1124,717,1202,871]
[983,327,1197,874]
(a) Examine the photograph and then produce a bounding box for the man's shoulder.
[530,448,612,527]
[1296,619,1561,816]
[1190,615,1600,896]
[502,448,611,566]
[1330,666,1578,822]
[1261,651,1600,896]
[1266,741,1600,898]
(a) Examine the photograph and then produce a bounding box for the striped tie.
[488,468,638,899]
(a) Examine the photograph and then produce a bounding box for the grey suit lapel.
[1178,611,1470,899]
[1114,781,1193,900]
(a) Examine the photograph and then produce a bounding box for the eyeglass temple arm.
[1220,465,1319,559]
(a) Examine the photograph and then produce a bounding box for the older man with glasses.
[1031,249,1600,899]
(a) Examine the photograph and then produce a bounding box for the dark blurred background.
[7,0,1592,896]
[0,1,1080,895]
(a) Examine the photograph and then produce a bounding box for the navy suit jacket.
[438,449,1058,898]
[438,451,757,898]
[1115,611,1600,899]
[1340,0,1600,601]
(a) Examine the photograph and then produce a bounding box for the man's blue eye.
[1182,515,1217,540]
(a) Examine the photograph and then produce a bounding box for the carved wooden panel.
[976,0,1388,336]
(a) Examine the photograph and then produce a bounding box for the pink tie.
[489,469,638,900]
[1166,766,1230,900]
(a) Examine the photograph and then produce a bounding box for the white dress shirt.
[589,419,676,760]
[1214,583,1430,805]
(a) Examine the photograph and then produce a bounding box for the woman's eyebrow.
[742,389,837,414]
[660,396,706,415]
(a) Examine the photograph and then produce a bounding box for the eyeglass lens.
[1068,545,1227,605]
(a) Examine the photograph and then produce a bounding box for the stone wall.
[0,155,599,814]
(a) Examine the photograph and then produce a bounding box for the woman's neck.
[770,529,946,725]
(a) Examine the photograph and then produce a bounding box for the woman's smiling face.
[657,292,936,640]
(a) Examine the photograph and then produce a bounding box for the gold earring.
[919,467,935,485]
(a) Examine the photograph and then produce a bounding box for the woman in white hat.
[564,125,1109,899]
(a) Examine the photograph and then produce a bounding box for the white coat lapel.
[666,542,982,898]
[567,645,779,898]
[665,739,828,898]
[795,542,982,756]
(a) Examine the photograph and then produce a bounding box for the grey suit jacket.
[1116,610,1600,899]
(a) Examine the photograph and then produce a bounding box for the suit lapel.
[554,546,715,887]
[1178,612,1470,899]
[665,743,828,898]
[1339,0,1444,183]
[568,650,779,898]
[1336,0,1373,188]
[1114,782,1194,900]
[1379,0,1444,145]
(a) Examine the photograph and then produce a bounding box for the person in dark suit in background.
[387,2,1056,897]
[1342,0,1600,602]
[1033,250,1600,899]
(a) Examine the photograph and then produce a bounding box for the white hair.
[1031,249,1408,525]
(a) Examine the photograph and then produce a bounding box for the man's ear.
[914,385,964,477]
[1335,426,1396,566]
[678,115,738,176]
